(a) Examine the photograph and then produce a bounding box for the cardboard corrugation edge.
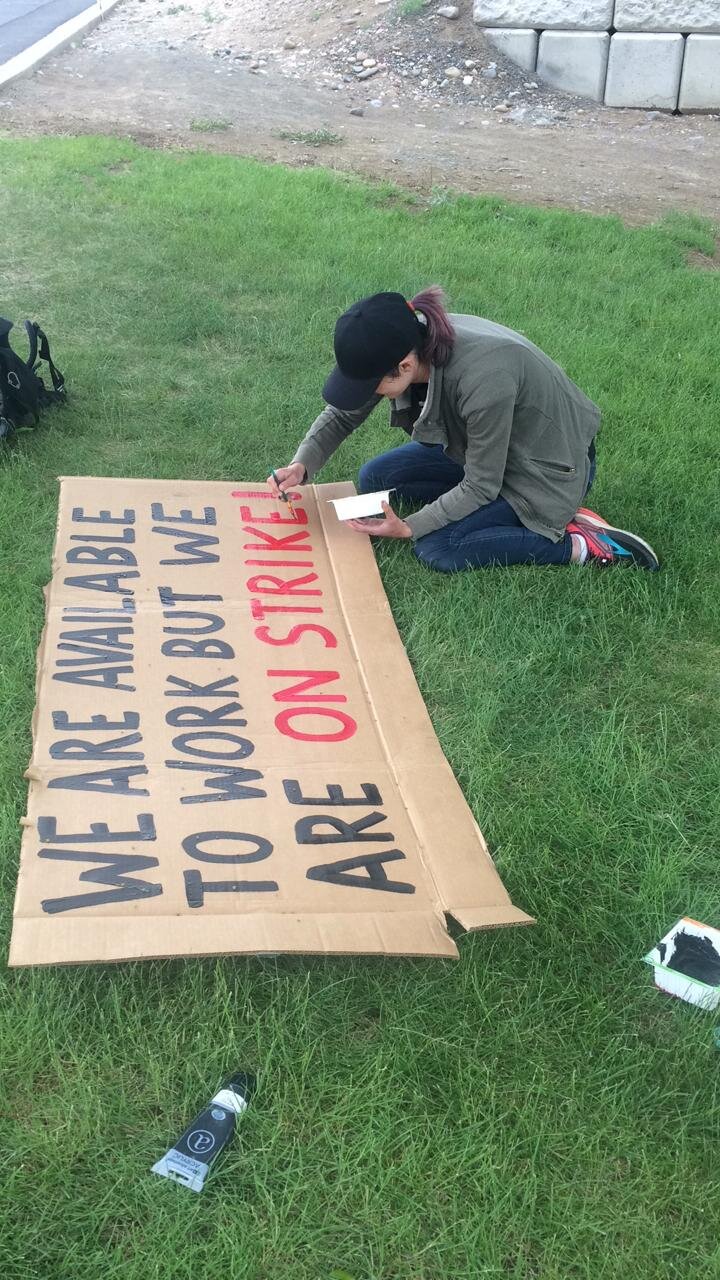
[314,483,533,936]
[12,480,69,951]
[29,477,70,759]
[27,479,67,772]
[22,480,65,781]
[9,910,458,966]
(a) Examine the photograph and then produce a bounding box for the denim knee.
[358,460,380,494]
[412,534,456,574]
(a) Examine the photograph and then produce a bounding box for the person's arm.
[290,395,382,481]
[404,374,516,540]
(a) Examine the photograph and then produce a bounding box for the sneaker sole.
[575,511,660,571]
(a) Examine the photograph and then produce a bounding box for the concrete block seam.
[474,5,718,108]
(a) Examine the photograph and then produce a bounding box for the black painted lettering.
[182,830,273,864]
[63,570,139,594]
[40,848,161,914]
[71,508,135,524]
[165,761,266,803]
[282,780,382,807]
[158,587,223,607]
[63,599,135,618]
[184,870,277,908]
[69,528,135,544]
[37,814,156,843]
[151,504,217,526]
[53,666,135,691]
[152,526,220,566]
[171,731,254,761]
[57,644,132,664]
[52,711,140,731]
[162,612,226,636]
[66,546,137,566]
[50,733,144,762]
[306,849,415,894]
[165,703,247,729]
[48,765,149,795]
[59,626,133,649]
[161,638,234,659]
[295,812,394,845]
[164,674,238,698]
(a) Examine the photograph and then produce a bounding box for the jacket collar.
[391,363,445,439]
[413,363,446,444]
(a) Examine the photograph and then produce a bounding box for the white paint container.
[644,917,720,1010]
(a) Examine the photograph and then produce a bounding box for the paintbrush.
[271,469,296,520]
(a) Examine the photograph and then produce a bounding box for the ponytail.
[409,285,455,368]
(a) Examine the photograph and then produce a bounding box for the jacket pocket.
[530,457,576,477]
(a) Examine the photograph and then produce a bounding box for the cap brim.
[322,365,380,411]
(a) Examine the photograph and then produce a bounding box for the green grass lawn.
[0,135,719,1280]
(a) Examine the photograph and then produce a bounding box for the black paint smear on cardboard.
[666,930,720,986]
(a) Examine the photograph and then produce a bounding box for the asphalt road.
[0,0,93,63]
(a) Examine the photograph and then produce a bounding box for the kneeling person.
[268,288,659,573]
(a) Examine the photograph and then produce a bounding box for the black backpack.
[0,317,66,440]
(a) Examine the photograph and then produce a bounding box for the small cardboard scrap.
[9,477,532,966]
[329,490,394,521]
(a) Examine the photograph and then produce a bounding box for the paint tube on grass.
[152,1071,255,1192]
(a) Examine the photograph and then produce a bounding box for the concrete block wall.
[473,0,720,109]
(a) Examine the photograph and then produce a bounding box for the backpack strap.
[25,321,65,394]
[23,319,38,368]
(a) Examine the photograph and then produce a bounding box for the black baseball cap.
[322,292,425,410]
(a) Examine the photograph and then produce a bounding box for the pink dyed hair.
[410,285,455,368]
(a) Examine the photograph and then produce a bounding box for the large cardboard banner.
[10,477,532,966]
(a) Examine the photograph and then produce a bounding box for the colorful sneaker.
[572,506,660,571]
[567,520,616,567]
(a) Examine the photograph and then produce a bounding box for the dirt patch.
[1,0,719,225]
[687,243,720,271]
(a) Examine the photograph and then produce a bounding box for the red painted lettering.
[246,572,321,597]
[250,600,323,620]
[254,623,338,648]
[268,670,346,703]
[238,507,308,526]
[275,707,357,742]
[242,527,313,552]
[232,489,302,503]
[245,560,314,569]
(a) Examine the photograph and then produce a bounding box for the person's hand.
[346,501,412,539]
[267,463,306,496]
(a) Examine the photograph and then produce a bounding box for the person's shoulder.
[449,314,525,346]
[447,316,523,379]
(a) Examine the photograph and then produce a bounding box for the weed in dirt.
[277,127,344,147]
[189,118,232,132]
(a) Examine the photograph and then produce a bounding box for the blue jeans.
[358,442,595,573]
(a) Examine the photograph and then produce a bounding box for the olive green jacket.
[292,315,601,542]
